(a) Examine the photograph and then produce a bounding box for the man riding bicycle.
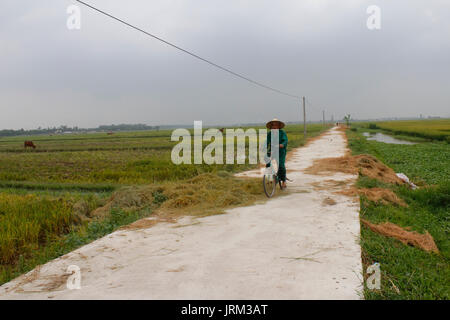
[265,118,288,189]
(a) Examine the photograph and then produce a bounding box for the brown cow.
[24,141,36,149]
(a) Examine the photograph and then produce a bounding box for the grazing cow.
[107,131,114,135]
[24,141,36,149]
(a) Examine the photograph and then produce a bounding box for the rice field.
[0,193,100,265]
[0,123,328,285]
[347,128,450,299]
[0,124,325,184]
[368,119,450,142]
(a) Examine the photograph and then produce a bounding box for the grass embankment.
[347,128,449,299]
[0,194,149,284]
[0,124,328,286]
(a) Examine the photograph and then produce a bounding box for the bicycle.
[263,159,283,198]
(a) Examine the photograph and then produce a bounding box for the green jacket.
[266,129,288,155]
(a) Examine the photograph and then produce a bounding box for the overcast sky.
[1,0,449,129]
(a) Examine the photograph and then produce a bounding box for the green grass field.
[0,123,328,285]
[347,127,450,299]
[355,119,450,142]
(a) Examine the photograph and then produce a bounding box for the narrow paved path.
[0,127,362,299]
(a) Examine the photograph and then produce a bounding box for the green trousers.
[266,129,288,182]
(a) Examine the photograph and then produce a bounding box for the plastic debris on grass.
[396,173,418,190]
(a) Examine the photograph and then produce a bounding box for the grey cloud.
[1,0,449,129]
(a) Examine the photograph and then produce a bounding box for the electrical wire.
[75,0,301,100]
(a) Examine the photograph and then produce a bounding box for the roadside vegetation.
[0,123,328,285]
[346,122,449,299]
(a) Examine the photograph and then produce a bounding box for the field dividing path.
[0,127,363,299]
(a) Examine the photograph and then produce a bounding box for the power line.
[306,98,323,112]
[75,0,301,99]
[306,98,316,107]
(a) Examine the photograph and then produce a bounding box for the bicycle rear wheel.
[263,174,277,198]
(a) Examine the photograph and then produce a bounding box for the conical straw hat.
[266,118,285,129]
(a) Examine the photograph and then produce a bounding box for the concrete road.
[0,127,363,299]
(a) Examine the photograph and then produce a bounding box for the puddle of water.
[362,132,416,145]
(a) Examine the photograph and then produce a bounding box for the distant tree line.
[97,124,160,131]
[0,124,160,137]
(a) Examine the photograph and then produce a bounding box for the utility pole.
[303,96,306,137]
[322,110,325,126]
